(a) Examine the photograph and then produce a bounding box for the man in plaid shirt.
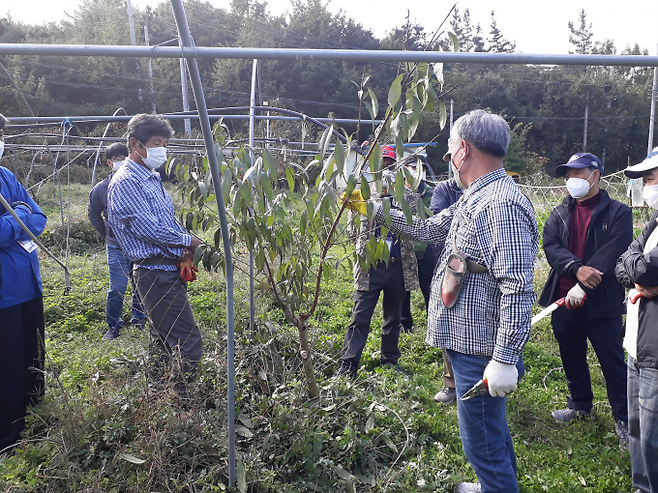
[344,109,538,493]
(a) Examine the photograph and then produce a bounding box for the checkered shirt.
[107,158,190,271]
[374,168,538,364]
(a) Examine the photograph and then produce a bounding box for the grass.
[0,183,633,493]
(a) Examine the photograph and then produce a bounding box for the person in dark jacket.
[88,143,145,341]
[539,152,632,448]
[429,178,463,404]
[615,147,658,493]
[0,113,48,454]
[400,158,437,333]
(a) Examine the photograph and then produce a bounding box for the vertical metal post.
[448,99,454,179]
[248,59,258,333]
[180,42,192,137]
[264,101,270,148]
[649,45,658,154]
[126,0,136,46]
[170,0,236,486]
[583,90,589,152]
[144,26,157,114]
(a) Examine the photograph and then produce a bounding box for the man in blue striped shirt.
[108,114,201,396]
[344,109,538,493]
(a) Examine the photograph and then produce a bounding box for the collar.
[462,168,507,199]
[125,158,159,179]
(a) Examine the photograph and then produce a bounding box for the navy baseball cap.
[554,153,603,177]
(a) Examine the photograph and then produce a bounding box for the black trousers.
[0,297,45,452]
[401,245,439,331]
[340,261,406,373]
[551,306,628,422]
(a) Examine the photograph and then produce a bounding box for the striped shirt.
[374,168,538,364]
[107,158,190,271]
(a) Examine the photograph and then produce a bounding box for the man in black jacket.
[539,152,631,448]
[615,147,658,493]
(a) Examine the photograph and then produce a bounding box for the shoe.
[102,327,121,341]
[434,387,457,404]
[615,420,629,449]
[455,482,481,492]
[551,407,594,423]
[132,320,146,331]
[334,364,356,379]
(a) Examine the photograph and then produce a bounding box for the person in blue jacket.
[0,113,48,454]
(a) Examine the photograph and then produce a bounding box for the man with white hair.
[343,109,537,493]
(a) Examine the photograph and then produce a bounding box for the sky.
[2,0,658,55]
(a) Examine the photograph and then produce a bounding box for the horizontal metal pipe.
[1,43,658,67]
[8,115,382,125]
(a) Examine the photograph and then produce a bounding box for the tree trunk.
[296,318,319,399]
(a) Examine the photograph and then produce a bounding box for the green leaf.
[118,453,146,465]
[400,196,413,225]
[221,168,232,206]
[432,62,444,85]
[286,167,295,192]
[367,87,378,120]
[263,148,276,177]
[437,100,447,130]
[334,142,345,176]
[318,125,334,159]
[448,31,460,52]
[388,73,404,110]
[237,460,247,493]
[360,175,371,200]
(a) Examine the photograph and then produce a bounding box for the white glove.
[483,360,518,397]
[565,284,587,309]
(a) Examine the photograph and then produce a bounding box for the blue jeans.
[628,355,658,493]
[447,349,521,493]
[106,243,145,330]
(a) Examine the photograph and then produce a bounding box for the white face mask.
[565,170,595,199]
[0,140,4,160]
[451,153,466,190]
[111,159,125,171]
[139,145,167,170]
[643,184,658,209]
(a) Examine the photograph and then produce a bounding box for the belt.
[135,256,179,266]
[388,257,402,263]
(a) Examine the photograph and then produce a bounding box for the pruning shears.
[460,379,489,401]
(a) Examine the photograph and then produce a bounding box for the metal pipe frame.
[1,43,658,67]
[169,0,237,487]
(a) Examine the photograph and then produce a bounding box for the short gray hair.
[451,109,510,158]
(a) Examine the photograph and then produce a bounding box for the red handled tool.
[629,291,643,304]
[460,379,489,400]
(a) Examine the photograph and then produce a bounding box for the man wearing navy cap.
[539,152,632,448]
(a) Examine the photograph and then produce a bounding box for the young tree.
[487,11,515,53]
[175,57,451,398]
[568,9,593,55]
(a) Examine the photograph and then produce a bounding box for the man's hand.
[576,265,603,289]
[483,360,518,397]
[340,190,367,216]
[189,235,201,253]
[635,283,658,299]
[177,250,198,283]
[565,284,587,309]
